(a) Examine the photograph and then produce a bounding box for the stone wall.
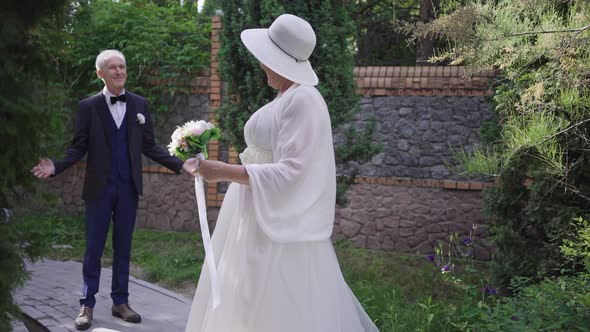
[147,93,210,163]
[36,88,497,259]
[39,167,208,231]
[333,184,493,259]
[36,93,213,232]
[35,61,497,258]
[32,13,498,258]
[338,95,492,180]
[332,94,495,257]
[328,66,496,258]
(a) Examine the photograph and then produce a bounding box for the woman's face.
[260,63,291,91]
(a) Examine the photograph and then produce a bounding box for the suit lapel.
[125,93,138,153]
[95,93,112,147]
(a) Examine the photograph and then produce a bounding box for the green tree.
[0,0,70,329]
[399,0,590,288]
[353,0,420,65]
[216,0,381,204]
[201,0,222,16]
[46,0,211,113]
[415,0,440,64]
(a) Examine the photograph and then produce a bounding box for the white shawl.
[244,84,336,243]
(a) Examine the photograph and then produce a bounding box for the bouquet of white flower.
[167,120,220,161]
[168,119,221,308]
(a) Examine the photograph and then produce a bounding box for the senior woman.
[184,14,378,332]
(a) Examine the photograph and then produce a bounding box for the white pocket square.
[136,113,145,124]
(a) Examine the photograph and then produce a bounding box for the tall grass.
[336,242,468,331]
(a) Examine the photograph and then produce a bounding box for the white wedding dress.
[185,84,379,332]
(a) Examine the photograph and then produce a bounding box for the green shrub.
[426,223,590,331]
[484,161,588,289]
[471,270,590,331]
[400,0,590,289]
[1,0,69,329]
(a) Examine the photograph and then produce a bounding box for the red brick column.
[207,15,240,207]
[207,15,223,207]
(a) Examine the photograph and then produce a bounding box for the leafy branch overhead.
[40,1,212,114]
[399,0,590,182]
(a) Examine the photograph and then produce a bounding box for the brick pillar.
[207,15,261,207]
[207,15,223,207]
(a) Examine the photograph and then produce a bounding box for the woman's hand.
[196,160,250,184]
[197,160,227,182]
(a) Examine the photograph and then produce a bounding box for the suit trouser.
[80,181,138,308]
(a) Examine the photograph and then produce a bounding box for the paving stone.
[16,260,192,332]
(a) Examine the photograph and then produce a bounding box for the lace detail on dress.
[239,146,273,164]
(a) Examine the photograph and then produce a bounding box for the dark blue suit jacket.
[52,91,183,201]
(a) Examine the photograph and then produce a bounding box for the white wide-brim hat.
[240,14,319,86]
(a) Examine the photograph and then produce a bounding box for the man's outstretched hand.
[31,158,55,179]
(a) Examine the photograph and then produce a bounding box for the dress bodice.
[239,95,282,165]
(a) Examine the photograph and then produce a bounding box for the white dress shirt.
[103,87,127,129]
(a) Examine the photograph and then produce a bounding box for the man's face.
[97,56,127,93]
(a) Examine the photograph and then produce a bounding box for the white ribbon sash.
[194,153,220,308]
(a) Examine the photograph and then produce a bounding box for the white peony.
[168,120,217,157]
[182,120,215,137]
[171,127,183,141]
[167,142,178,156]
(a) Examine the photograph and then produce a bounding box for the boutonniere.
[136,113,145,125]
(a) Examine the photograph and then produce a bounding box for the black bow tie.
[110,94,126,104]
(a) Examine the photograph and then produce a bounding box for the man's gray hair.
[95,50,126,70]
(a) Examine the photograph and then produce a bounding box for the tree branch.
[502,24,590,38]
[68,70,86,90]
[543,117,590,142]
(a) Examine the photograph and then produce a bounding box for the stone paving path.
[10,317,28,332]
[13,259,192,332]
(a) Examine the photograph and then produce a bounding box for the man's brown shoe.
[74,306,93,331]
[112,303,142,323]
